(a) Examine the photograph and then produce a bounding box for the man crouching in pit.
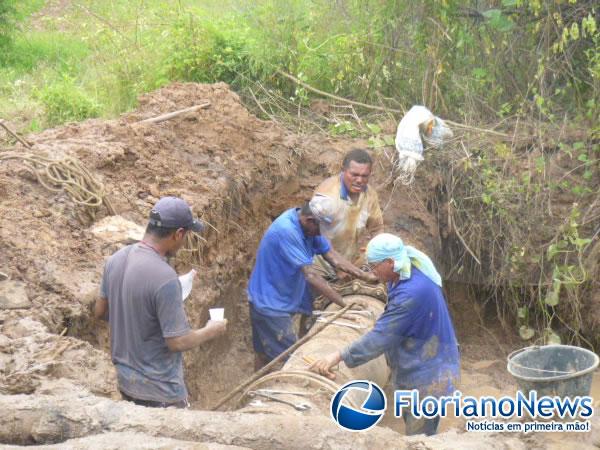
[95,196,227,408]
[247,197,378,370]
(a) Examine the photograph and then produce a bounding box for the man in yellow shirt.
[312,149,384,278]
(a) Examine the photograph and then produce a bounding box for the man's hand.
[310,350,342,380]
[360,271,379,284]
[166,319,228,352]
[336,269,351,282]
[204,319,227,338]
[302,265,346,308]
[323,249,377,284]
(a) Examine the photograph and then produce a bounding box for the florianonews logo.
[331,380,387,432]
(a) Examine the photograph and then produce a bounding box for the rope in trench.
[237,369,361,410]
[0,152,115,215]
[233,300,382,411]
[211,303,357,411]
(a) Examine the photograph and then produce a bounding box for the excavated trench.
[82,134,439,410]
[4,82,598,448]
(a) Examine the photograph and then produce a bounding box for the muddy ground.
[0,82,598,449]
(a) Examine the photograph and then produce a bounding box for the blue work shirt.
[248,208,331,316]
[341,267,460,396]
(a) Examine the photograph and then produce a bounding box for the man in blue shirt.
[310,233,460,436]
[248,199,376,369]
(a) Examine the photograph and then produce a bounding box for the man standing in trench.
[310,233,460,436]
[247,198,377,370]
[95,196,227,408]
[313,148,384,279]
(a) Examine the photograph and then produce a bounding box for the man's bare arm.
[94,297,109,321]
[302,265,346,308]
[322,249,377,283]
[366,197,384,236]
[165,320,227,353]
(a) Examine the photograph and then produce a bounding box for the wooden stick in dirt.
[0,120,32,149]
[135,102,211,125]
[211,302,356,411]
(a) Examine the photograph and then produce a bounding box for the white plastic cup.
[209,308,225,321]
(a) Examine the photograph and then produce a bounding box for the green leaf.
[544,289,559,306]
[544,279,561,307]
[577,153,588,162]
[368,136,385,148]
[483,9,514,32]
[547,244,560,260]
[519,325,535,340]
[502,0,517,5]
[472,67,487,79]
[573,238,592,249]
[482,9,502,19]
[583,170,593,180]
[535,156,545,172]
[366,123,381,134]
[517,307,527,319]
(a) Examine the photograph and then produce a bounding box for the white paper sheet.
[179,269,197,302]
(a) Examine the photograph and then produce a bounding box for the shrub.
[36,78,100,126]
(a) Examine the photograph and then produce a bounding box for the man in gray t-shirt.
[96,197,227,407]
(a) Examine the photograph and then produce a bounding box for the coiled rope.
[0,152,115,215]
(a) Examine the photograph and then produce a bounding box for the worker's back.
[101,243,189,402]
[384,267,460,395]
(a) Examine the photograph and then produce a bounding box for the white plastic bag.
[394,105,453,185]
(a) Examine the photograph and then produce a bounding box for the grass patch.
[11,0,45,20]
[35,76,100,126]
[0,32,89,75]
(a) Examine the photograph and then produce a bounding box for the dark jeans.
[120,390,189,409]
[249,303,296,361]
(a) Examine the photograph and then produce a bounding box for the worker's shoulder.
[403,268,442,298]
[266,210,301,239]
[314,175,339,195]
[105,244,134,266]
[128,245,177,280]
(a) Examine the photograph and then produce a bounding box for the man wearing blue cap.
[95,196,227,408]
[248,199,376,370]
[310,233,460,436]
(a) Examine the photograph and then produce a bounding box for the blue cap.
[149,197,204,232]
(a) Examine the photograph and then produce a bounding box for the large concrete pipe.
[237,282,389,416]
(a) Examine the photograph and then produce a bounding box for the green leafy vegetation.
[1,1,598,127]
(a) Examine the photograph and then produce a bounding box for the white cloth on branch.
[394,105,453,185]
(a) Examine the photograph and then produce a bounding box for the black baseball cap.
[149,196,204,232]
